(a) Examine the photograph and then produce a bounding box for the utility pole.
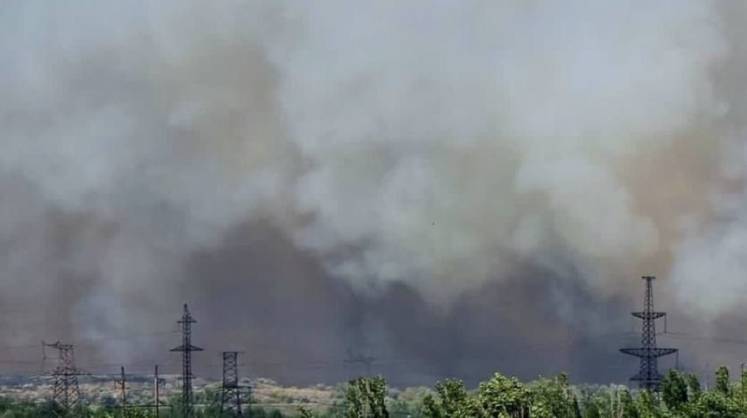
[620,276,678,391]
[154,364,163,418]
[170,304,203,418]
[220,351,248,416]
[43,341,83,413]
[114,366,128,418]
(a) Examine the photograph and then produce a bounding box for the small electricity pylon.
[153,364,165,418]
[620,276,678,391]
[43,340,83,412]
[170,304,203,418]
[114,366,128,418]
[220,352,248,416]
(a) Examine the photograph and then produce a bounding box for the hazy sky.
[1,0,747,387]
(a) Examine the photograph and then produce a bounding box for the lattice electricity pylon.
[43,340,83,412]
[220,352,249,416]
[344,347,376,377]
[170,304,203,418]
[620,276,678,391]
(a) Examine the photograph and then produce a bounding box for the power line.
[661,331,747,346]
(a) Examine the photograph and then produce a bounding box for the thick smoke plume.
[0,0,745,385]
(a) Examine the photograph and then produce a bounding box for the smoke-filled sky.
[1,0,747,387]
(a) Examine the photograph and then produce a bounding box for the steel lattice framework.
[220,351,248,416]
[620,276,678,391]
[43,341,83,412]
[170,304,203,418]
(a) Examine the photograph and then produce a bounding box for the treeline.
[342,367,747,418]
[409,367,747,418]
[2,366,747,417]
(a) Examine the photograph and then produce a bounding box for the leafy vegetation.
[3,367,747,417]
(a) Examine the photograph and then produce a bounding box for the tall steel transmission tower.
[170,304,203,418]
[620,276,678,391]
[220,351,248,416]
[43,341,83,412]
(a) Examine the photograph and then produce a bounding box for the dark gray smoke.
[1,0,746,386]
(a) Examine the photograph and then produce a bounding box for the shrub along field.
[0,367,745,417]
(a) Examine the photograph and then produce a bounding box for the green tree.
[477,372,528,417]
[686,373,702,402]
[345,377,389,418]
[716,366,731,397]
[739,366,747,410]
[572,395,583,418]
[691,390,739,418]
[527,374,578,418]
[661,369,689,413]
[619,389,639,418]
[422,379,475,418]
[346,379,366,418]
[584,401,601,418]
[636,390,661,418]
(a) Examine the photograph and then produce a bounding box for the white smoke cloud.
[669,136,747,319]
[271,0,727,300]
[0,1,295,349]
[0,0,740,358]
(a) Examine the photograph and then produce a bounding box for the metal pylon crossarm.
[620,348,678,357]
[632,312,666,320]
